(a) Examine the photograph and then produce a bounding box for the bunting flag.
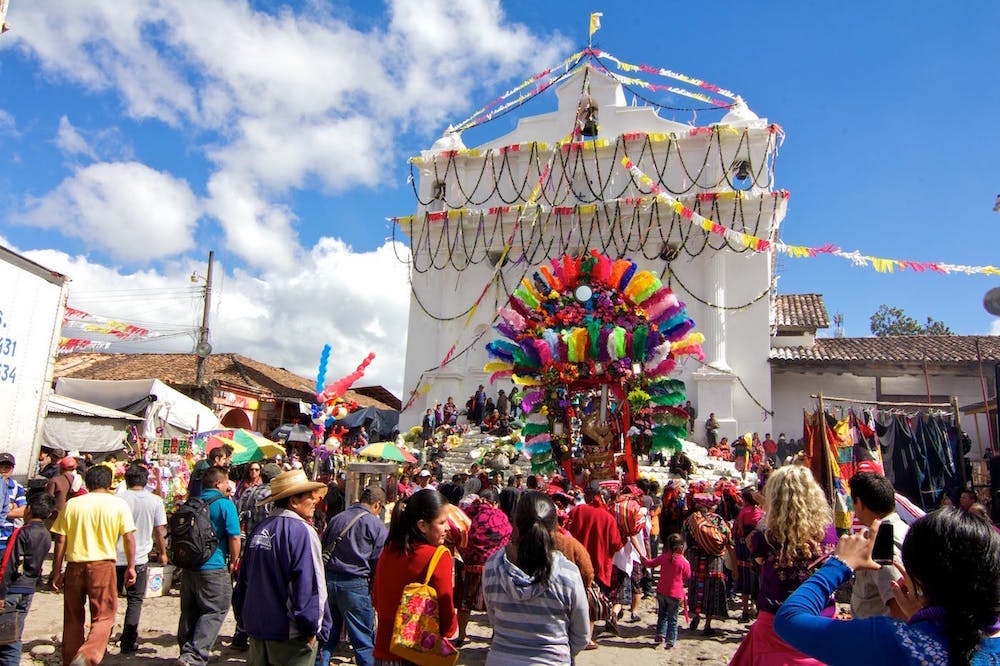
[452,46,740,133]
[454,50,587,132]
[588,48,739,100]
[620,158,1000,277]
[58,338,112,353]
[58,307,160,353]
[62,306,153,340]
[599,69,730,107]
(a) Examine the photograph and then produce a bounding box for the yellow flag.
[589,12,603,37]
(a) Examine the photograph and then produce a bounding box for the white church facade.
[397,61,787,441]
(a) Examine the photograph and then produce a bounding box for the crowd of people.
[3,416,1000,666]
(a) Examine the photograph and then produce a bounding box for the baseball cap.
[261,463,283,481]
[419,469,431,478]
[0,453,14,467]
[59,456,78,470]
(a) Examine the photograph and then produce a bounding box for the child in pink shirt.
[643,533,691,648]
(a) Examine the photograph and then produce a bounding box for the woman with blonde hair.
[730,465,837,665]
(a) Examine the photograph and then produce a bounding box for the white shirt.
[116,488,168,566]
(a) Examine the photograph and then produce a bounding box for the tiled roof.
[770,335,1000,364]
[352,385,403,411]
[53,352,397,409]
[774,294,830,331]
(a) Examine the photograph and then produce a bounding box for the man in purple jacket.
[315,484,387,666]
[233,470,331,666]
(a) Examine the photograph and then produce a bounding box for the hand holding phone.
[871,521,894,565]
[833,519,886,572]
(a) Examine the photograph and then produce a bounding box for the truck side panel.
[0,247,67,479]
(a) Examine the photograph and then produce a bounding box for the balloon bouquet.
[310,348,376,464]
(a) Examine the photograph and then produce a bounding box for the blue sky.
[1,1,998,395]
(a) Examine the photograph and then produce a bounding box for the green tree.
[923,318,953,335]
[870,304,953,336]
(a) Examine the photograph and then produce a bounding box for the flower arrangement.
[486,250,705,474]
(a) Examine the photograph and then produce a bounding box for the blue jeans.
[0,592,33,666]
[656,595,681,644]
[316,574,374,666]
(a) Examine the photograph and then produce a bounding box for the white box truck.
[0,245,68,480]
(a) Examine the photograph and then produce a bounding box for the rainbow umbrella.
[357,441,417,464]
[198,429,287,465]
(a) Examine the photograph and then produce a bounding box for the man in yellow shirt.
[52,465,136,666]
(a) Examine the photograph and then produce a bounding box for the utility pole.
[194,250,214,405]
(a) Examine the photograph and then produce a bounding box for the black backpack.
[169,495,224,569]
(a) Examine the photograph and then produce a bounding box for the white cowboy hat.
[257,469,327,506]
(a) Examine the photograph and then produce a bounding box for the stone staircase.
[437,429,493,480]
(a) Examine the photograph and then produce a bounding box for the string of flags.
[454,50,586,132]
[58,338,113,353]
[620,157,1000,276]
[588,49,739,102]
[452,44,739,132]
[58,306,159,354]
[63,306,152,339]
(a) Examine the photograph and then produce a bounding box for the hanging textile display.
[875,411,963,511]
[802,411,854,531]
[849,410,884,476]
[808,405,965,514]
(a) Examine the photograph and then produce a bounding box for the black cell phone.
[872,521,894,565]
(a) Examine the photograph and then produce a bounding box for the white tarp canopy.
[54,377,220,439]
[44,394,142,453]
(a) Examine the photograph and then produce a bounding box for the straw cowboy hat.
[257,469,327,506]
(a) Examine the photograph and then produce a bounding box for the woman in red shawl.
[456,487,512,644]
[733,487,764,622]
[659,481,686,539]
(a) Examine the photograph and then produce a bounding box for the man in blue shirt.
[0,453,24,559]
[315,484,387,666]
[176,467,241,666]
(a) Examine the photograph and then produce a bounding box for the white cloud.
[991,319,1000,336]
[8,1,198,127]
[10,239,412,395]
[6,0,568,391]
[214,238,412,392]
[54,116,132,162]
[8,0,569,266]
[55,115,96,159]
[203,172,299,270]
[18,162,201,261]
[0,109,16,135]
[211,115,389,193]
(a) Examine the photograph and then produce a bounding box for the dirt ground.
[18,582,743,665]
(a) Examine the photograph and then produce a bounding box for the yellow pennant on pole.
[589,12,603,39]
